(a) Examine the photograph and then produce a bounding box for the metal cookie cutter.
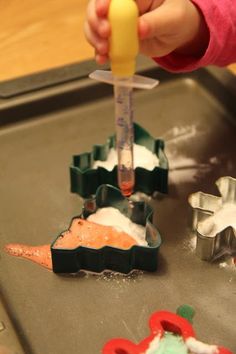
[189,176,236,261]
[70,123,168,198]
[102,305,232,354]
[51,184,161,274]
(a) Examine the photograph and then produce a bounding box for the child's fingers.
[96,19,110,38]
[87,0,110,39]
[84,21,109,56]
[136,0,164,15]
[86,0,101,34]
[95,53,109,65]
[96,0,111,17]
[135,0,153,14]
[138,17,150,40]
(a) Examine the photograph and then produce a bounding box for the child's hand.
[84,0,111,64]
[84,0,208,64]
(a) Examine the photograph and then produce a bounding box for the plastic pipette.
[113,77,134,196]
[90,0,159,197]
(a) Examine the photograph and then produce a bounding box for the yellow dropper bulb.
[108,0,139,77]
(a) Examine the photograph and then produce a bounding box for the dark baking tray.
[0,57,236,354]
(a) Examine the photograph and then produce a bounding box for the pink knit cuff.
[154,0,235,72]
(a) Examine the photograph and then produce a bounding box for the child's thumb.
[139,5,170,39]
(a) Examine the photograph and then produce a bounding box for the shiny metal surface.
[189,177,236,261]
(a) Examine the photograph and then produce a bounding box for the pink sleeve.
[154,0,236,72]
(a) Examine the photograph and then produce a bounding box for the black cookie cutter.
[51,184,162,274]
[70,123,168,198]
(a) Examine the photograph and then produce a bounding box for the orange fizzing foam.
[5,218,137,270]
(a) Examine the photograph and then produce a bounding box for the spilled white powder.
[198,203,236,237]
[87,207,147,246]
[163,125,200,144]
[93,143,159,171]
[163,124,223,185]
[168,156,198,170]
[186,337,219,354]
[183,235,197,253]
[167,155,198,184]
[167,151,213,185]
[219,256,236,271]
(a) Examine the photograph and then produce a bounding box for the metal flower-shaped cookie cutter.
[189,176,236,261]
[51,184,161,274]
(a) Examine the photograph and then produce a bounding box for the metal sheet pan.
[0,59,236,353]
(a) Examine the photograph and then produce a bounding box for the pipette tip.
[120,181,134,197]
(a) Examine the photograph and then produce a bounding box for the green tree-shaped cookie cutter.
[51,184,162,274]
[70,123,168,198]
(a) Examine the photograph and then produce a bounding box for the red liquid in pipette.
[114,80,135,197]
[120,182,133,197]
[120,180,134,197]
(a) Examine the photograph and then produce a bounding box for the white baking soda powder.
[198,203,236,237]
[87,207,147,246]
[93,143,160,171]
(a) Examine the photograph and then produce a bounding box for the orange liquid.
[5,219,137,270]
[120,181,134,197]
[4,244,52,270]
[54,218,137,249]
